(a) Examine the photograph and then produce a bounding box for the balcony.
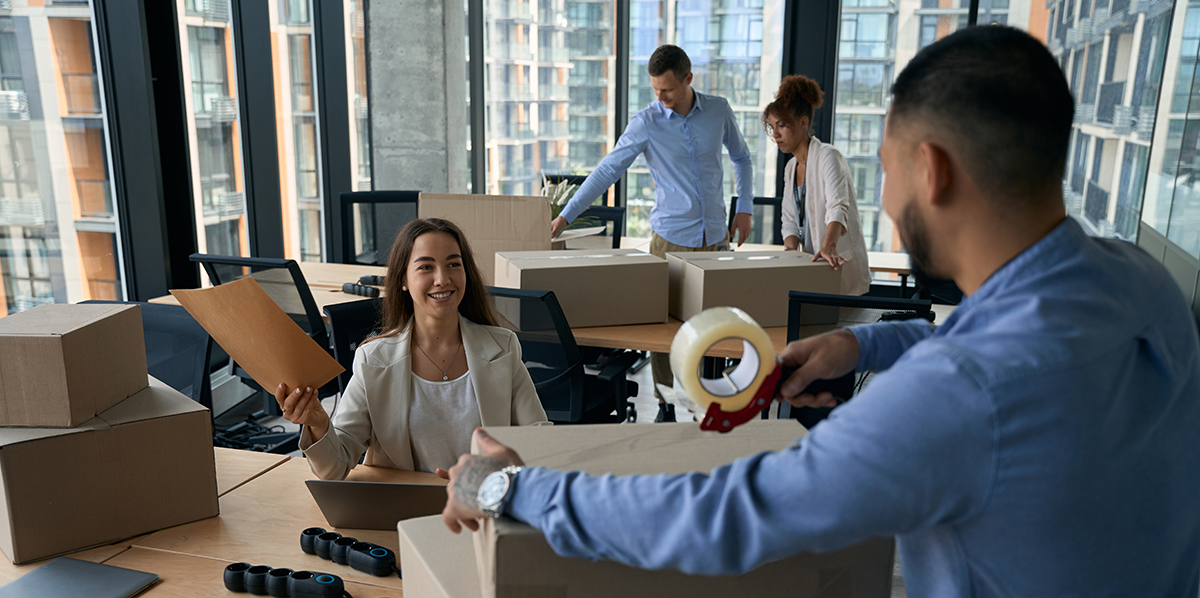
[497,83,533,99]
[1074,103,1096,125]
[538,120,569,137]
[492,42,534,61]
[570,45,612,59]
[567,17,605,30]
[203,191,244,218]
[1112,104,1134,135]
[1088,9,1109,41]
[186,0,230,21]
[496,122,534,139]
[499,161,534,179]
[1132,0,1172,17]
[539,46,571,62]
[1095,81,1124,126]
[62,73,101,116]
[355,97,368,120]
[718,0,764,8]
[1063,180,1083,216]
[76,178,113,219]
[1113,201,1139,240]
[538,8,569,27]
[1084,179,1109,225]
[0,196,44,226]
[1135,105,1156,139]
[210,96,237,122]
[491,0,533,21]
[0,91,29,121]
[538,84,568,98]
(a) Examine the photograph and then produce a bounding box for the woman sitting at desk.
[763,75,871,296]
[276,218,549,479]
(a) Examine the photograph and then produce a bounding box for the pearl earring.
[402,285,407,291]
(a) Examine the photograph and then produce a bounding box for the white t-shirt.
[408,371,482,474]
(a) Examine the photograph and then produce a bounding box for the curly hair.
[761,74,824,133]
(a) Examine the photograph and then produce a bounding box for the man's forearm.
[851,320,935,372]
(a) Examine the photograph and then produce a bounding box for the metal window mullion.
[469,0,486,194]
[968,0,980,26]
[614,0,629,208]
[315,0,353,263]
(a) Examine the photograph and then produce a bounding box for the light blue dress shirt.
[506,218,1200,596]
[558,91,753,248]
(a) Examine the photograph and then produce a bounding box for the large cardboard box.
[667,251,841,328]
[494,249,668,328]
[469,421,894,598]
[0,303,148,427]
[419,194,556,286]
[0,377,218,564]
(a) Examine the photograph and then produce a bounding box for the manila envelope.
[170,277,344,393]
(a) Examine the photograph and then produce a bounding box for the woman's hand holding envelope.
[275,384,330,442]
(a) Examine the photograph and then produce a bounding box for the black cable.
[392,564,402,578]
[342,591,354,598]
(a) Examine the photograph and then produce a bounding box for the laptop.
[0,557,158,598]
[306,479,448,530]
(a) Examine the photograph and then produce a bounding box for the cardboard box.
[667,251,841,328]
[399,515,483,598]
[0,303,148,428]
[0,377,218,564]
[469,421,894,598]
[494,249,668,328]
[419,194,557,286]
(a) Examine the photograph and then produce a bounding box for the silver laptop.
[306,479,448,530]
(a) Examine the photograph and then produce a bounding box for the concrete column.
[369,0,468,194]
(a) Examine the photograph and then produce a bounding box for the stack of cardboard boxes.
[0,304,218,564]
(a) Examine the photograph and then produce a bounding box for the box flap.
[399,515,482,598]
[97,376,207,427]
[477,420,804,476]
[0,304,133,337]
[0,416,106,448]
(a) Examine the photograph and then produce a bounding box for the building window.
[840,13,891,59]
[837,62,889,107]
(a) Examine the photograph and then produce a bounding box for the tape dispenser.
[668,307,791,432]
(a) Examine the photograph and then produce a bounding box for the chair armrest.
[596,351,640,383]
[532,364,581,391]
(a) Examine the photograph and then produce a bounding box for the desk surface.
[132,458,422,590]
[149,262,388,317]
[106,547,402,597]
[214,447,290,497]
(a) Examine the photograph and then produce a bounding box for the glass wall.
[347,0,370,192]
[0,3,123,318]
[180,0,249,259]
[1143,0,1200,257]
[479,0,614,197]
[625,0,784,239]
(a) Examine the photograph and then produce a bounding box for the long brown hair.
[366,218,497,343]
[762,74,824,135]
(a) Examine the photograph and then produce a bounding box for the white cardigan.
[300,314,549,479]
[782,137,872,296]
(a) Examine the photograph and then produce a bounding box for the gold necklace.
[416,341,462,381]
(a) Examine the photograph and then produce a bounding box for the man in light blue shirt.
[445,27,1200,596]
[550,44,755,422]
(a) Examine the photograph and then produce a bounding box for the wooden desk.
[149,262,388,321]
[131,459,439,591]
[214,447,290,497]
[572,318,788,358]
[106,547,402,597]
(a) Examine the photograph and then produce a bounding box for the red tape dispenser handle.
[699,362,784,433]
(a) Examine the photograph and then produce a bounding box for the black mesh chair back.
[487,286,596,423]
[323,298,383,393]
[189,253,327,349]
[337,190,420,266]
[728,196,784,245]
[574,206,625,249]
[783,291,933,425]
[81,300,214,410]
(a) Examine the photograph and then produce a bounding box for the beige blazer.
[782,137,872,296]
[300,314,550,480]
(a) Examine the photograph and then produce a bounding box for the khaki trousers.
[648,231,729,400]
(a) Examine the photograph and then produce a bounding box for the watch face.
[478,471,509,508]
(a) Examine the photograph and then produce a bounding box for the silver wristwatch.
[477,465,524,519]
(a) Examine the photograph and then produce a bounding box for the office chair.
[336,190,420,266]
[487,286,640,423]
[573,205,625,249]
[323,298,383,395]
[189,253,333,425]
[81,300,214,410]
[728,195,784,245]
[782,291,933,428]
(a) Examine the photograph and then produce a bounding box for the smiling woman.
[274,218,550,479]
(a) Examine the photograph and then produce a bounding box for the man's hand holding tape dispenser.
[441,27,1200,597]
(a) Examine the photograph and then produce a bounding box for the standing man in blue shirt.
[444,27,1200,596]
[550,45,755,422]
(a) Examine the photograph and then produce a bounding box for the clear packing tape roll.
[670,307,777,414]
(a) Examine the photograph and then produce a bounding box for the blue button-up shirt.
[559,91,753,248]
[506,218,1200,596]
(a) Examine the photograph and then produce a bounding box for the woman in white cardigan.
[275,218,549,479]
[763,75,871,296]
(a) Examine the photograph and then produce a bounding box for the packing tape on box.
[670,307,777,413]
